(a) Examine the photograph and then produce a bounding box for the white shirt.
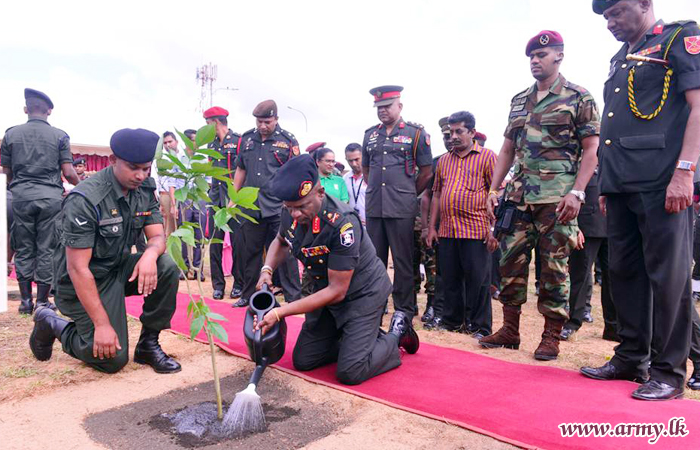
[343,171,367,224]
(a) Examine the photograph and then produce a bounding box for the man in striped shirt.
[426,111,497,338]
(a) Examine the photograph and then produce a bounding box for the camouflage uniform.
[413,210,436,296]
[499,74,600,320]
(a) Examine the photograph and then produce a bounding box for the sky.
[0,0,696,166]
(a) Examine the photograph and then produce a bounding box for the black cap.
[592,0,621,14]
[253,100,278,118]
[73,158,86,166]
[24,88,54,109]
[369,85,403,107]
[270,154,319,202]
[109,128,160,164]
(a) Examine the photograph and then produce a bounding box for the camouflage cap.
[592,0,621,14]
[438,116,450,134]
[253,100,277,118]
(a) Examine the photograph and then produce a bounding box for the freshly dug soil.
[84,369,348,450]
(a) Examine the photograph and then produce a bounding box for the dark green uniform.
[53,166,179,373]
[1,118,72,284]
[281,195,400,385]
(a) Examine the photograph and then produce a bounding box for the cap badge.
[539,34,550,45]
[299,181,313,197]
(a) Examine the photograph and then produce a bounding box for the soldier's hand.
[93,324,121,360]
[426,228,439,247]
[576,230,585,250]
[253,308,280,335]
[486,192,499,221]
[665,169,694,214]
[599,195,607,217]
[420,228,429,245]
[129,252,159,297]
[556,193,582,223]
[486,234,499,253]
[256,272,273,292]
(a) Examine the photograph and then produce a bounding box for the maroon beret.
[474,131,487,142]
[253,100,277,118]
[306,142,326,153]
[203,106,229,119]
[525,30,564,56]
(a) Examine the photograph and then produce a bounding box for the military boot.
[133,327,182,373]
[35,283,57,311]
[18,281,34,315]
[479,305,521,349]
[29,307,69,361]
[421,295,435,323]
[534,316,566,361]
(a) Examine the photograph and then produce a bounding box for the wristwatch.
[569,190,586,202]
[676,160,697,172]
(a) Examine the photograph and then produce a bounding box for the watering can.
[243,284,287,386]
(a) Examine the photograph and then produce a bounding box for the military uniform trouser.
[240,216,300,303]
[366,217,416,318]
[55,253,179,374]
[292,303,401,385]
[607,191,692,389]
[498,203,577,320]
[693,209,700,280]
[11,198,61,284]
[567,237,604,331]
[413,230,436,296]
[207,206,243,292]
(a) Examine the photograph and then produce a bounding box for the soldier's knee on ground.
[292,347,318,372]
[90,349,129,374]
[157,254,179,282]
[336,363,366,386]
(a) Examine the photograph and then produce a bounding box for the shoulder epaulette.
[241,128,256,137]
[279,128,296,141]
[665,20,696,28]
[4,126,16,133]
[511,88,529,103]
[564,81,590,96]
[406,121,424,129]
[68,175,112,207]
[365,124,380,133]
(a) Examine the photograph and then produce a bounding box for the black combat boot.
[389,311,420,354]
[29,307,69,361]
[133,327,182,373]
[18,281,34,314]
[35,283,57,311]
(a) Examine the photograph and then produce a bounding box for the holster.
[494,199,532,239]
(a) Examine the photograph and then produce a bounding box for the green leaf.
[173,186,189,202]
[209,322,228,344]
[196,189,213,203]
[181,221,200,229]
[189,155,206,161]
[198,148,225,160]
[231,208,259,225]
[187,300,194,319]
[171,227,196,246]
[231,186,260,209]
[154,135,164,160]
[156,158,174,170]
[175,128,195,152]
[195,177,210,194]
[166,235,187,271]
[206,312,227,321]
[190,316,205,339]
[195,124,216,148]
[164,152,187,172]
[213,207,232,229]
[209,238,224,244]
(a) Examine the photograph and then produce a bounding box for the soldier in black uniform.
[253,154,419,385]
[28,128,181,374]
[1,88,80,314]
[233,100,302,307]
[202,107,244,299]
[582,0,700,400]
[362,86,433,321]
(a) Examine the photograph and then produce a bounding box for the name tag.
[98,217,124,226]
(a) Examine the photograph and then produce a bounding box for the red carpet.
[124,294,700,449]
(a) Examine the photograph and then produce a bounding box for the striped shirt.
[433,142,497,239]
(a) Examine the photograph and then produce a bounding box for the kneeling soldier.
[253,154,419,385]
[29,128,181,374]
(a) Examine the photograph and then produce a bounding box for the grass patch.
[2,367,39,378]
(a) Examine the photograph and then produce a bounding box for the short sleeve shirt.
[503,74,600,204]
[1,118,72,201]
[320,174,349,203]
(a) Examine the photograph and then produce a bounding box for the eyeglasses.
[320,159,335,164]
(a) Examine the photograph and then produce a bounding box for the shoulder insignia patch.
[340,222,353,233]
[291,145,300,156]
[685,36,700,55]
[327,212,340,224]
[340,229,355,247]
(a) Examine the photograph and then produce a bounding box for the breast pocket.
[630,63,666,93]
[540,110,574,149]
[95,223,124,258]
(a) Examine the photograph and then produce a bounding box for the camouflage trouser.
[498,203,577,320]
[413,230,436,296]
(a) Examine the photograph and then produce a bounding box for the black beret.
[109,128,160,164]
[592,0,621,14]
[24,88,54,109]
[253,100,277,118]
[270,154,319,202]
[73,158,86,165]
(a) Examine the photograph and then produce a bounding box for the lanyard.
[350,175,364,204]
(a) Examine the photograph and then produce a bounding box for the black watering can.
[243,284,287,386]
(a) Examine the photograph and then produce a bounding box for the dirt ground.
[1,263,699,450]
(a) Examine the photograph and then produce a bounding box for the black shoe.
[687,367,700,391]
[389,311,419,354]
[200,271,206,282]
[560,327,575,341]
[602,327,621,342]
[230,287,242,299]
[212,289,224,300]
[632,380,684,401]
[423,316,443,331]
[535,281,540,296]
[433,321,465,333]
[420,306,434,323]
[580,361,649,383]
[233,297,249,308]
[18,281,34,314]
[35,283,56,312]
[472,331,488,340]
[29,307,68,361]
[133,327,181,374]
[583,311,594,323]
[384,303,389,315]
